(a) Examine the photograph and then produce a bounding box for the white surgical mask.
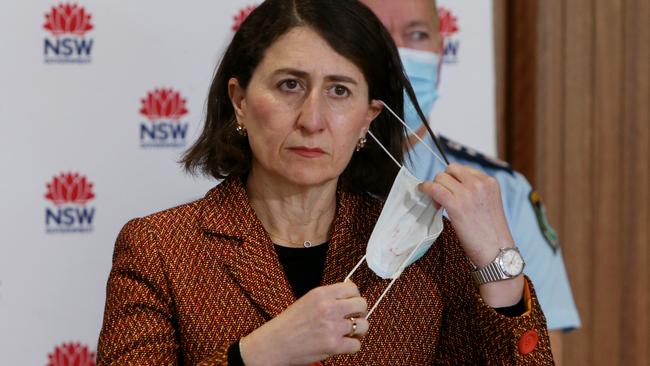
[346,101,448,318]
[366,165,444,280]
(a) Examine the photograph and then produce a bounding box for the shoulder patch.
[529,190,560,253]
[439,135,513,175]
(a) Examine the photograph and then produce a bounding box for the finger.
[434,172,464,195]
[418,180,443,197]
[418,181,450,210]
[317,281,360,300]
[343,317,369,339]
[445,163,475,183]
[333,336,362,355]
[463,164,485,178]
[461,165,493,191]
[447,163,500,200]
[334,296,368,318]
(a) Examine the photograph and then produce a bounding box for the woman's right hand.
[239,281,369,366]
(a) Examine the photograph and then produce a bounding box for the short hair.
[182,0,431,197]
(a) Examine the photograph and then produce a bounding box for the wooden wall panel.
[536,0,565,242]
[591,0,625,364]
[561,0,596,363]
[621,0,650,364]
[504,1,537,180]
[535,2,567,362]
[493,0,506,160]
[498,0,650,365]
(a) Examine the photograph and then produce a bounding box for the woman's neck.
[246,167,337,248]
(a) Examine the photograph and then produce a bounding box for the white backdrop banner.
[0,1,494,364]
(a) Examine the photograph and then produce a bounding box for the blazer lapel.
[200,177,296,320]
[321,188,389,310]
[200,177,389,321]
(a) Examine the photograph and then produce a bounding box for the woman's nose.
[296,89,327,133]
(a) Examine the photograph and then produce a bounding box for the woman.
[97,0,553,365]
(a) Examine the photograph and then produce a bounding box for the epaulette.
[439,135,514,175]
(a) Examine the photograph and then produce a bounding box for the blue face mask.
[399,48,441,131]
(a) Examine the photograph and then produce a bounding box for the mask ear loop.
[344,127,441,319]
[345,101,450,319]
[343,127,398,303]
[379,101,449,168]
[345,229,434,319]
[343,129,401,319]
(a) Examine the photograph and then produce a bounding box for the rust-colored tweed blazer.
[97,176,553,365]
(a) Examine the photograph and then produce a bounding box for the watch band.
[471,246,524,285]
[472,261,508,284]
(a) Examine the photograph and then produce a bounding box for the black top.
[274,242,329,298]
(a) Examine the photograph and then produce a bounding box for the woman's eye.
[409,31,430,42]
[279,79,301,92]
[329,85,350,98]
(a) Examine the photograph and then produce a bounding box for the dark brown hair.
[182,0,434,197]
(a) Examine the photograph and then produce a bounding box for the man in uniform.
[361,0,581,362]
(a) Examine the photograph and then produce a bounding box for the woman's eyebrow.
[326,75,358,85]
[273,67,309,79]
[273,68,358,84]
[405,20,432,29]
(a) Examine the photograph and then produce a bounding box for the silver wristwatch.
[471,247,525,285]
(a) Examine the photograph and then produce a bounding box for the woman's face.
[229,26,382,187]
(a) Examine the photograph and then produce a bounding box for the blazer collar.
[200,176,264,240]
[199,176,382,320]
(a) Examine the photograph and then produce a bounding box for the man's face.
[361,0,442,53]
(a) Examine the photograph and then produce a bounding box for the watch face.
[500,248,525,277]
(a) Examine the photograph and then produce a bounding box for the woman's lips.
[289,146,326,158]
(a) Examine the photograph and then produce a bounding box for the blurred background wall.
[495,0,650,365]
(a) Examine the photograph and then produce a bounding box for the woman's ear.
[366,99,384,127]
[228,77,246,120]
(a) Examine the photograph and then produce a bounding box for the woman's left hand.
[418,163,524,307]
[418,163,512,266]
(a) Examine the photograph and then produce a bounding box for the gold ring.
[347,317,358,337]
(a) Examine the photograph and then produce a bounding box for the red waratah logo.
[47,342,95,366]
[43,3,94,36]
[438,7,459,38]
[45,172,95,206]
[139,88,189,121]
[232,5,257,32]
